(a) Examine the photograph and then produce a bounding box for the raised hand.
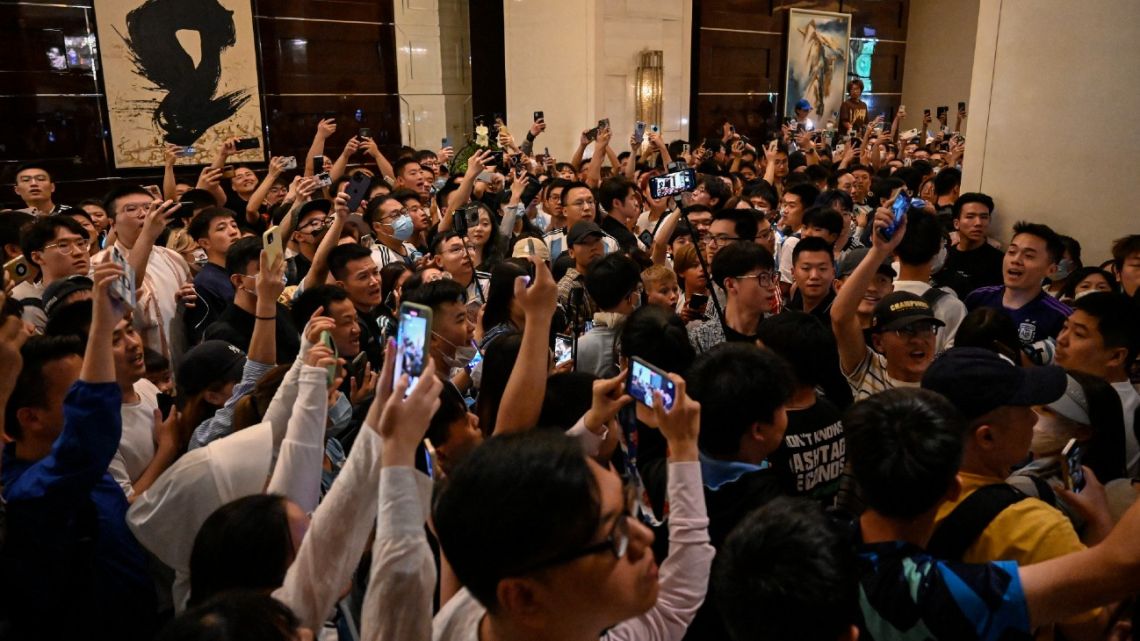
[514,255,557,323]
[465,149,493,178]
[375,358,444,467]
[583,369,633,435]
[196,167,223,190]
[255,249,286,305]
[651,373,700,461]
[316,118,337,139]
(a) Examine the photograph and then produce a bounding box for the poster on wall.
[783,8,851,124]
[94,0,265,168]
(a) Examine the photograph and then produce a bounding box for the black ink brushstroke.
[120,0,251,145]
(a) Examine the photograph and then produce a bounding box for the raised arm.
[443,149,491,225]
[649,131,672,167]
[301,190,348,291]
[245,157,289,228]
[585,127,612,189]
[571,129,590,171]
[493,256,558,435]
[195,166,226,207]
[162,144,179,201]
[304,119,336,179]
[330,137,361,185]
[209,137,236,172]
[359,136,394,181]
[129,199,182,291]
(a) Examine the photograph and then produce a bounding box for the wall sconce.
[635,50,663,126]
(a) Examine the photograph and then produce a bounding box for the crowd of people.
[2,77,1140,641]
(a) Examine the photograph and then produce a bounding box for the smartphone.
[554,334,573,366]
[650,124,660,134]
[312,155,325,174]
[262,225,283,267]
[681,143,690,155]
[442,137,451,148]
[221,165,235,179]
[882,189,910,240]
[344,172,373,211]
[957,101,966,113]
[729,124,736,134]
[319,330,339,386]
[234,137,260,151]
[281,156,297,171]
[1061,438,1086,492]
[107,247,137,311]
[3,256,32,286]
[936,106,949,120]
[627,356,676,410]
[464,346,483,374]
[634,121,646,143]
[923,108,931,119]
[533,110,544,122]
[349,351,369,385]
[358,127,371,139]
[395,302,433,396]
[688,293,709,310]
[175,146,196,157]
[485,150,503,167]
[585,127,599,142]
[649,168,697,200]
[315,171,332,189]
[360,234,376,250]
[598,118,610,131]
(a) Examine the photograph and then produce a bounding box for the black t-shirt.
[203,302,301,364]
[936,243,1004,299]
[768,396,845,503]
[723,323,760,344]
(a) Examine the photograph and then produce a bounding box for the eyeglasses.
[895,323,940,338]
[732,271,777,288]
[520,482,635,573]
[707,234,741,246]
[120,203,152,216]
[301,217,330,231]
[44,238,91,255]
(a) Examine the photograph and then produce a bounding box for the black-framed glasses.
[732,271,777,288]
[515,481,635,574]
[895,322,940,338]
[707,234,741,246]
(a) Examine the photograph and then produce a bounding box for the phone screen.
[649,168,697,200]
[395,303,432,396]
[554,334,573,366]
[1063,439,1085,492]
[627,357,676,410]
[882,191,909,240]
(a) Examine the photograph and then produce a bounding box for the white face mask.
[433,331,477,369]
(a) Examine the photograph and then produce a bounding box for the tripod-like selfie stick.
[669,160,728,337]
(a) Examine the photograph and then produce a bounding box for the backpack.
[921,286,951,307]
[924,479,1055,561]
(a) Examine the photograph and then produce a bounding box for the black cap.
[42,275,93,319]
[567,221,605,246]
[922,346,1067,420]
[837,248,896,279]
[297,199,332,221]
[177,340,246,396]
[870,291,944,333]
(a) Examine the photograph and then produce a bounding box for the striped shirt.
[845,348,919,401]
[370,242,419,269]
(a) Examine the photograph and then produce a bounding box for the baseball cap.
[922,346,1068,420]
[567,221,604,246]
[838,248,897,279]
[42,275,93,319]
[870,291,943,333]
[297,199,332,221]
[177,340,246,397]
[795,98,812,111]
[511,236,551,262]
[1045,374,1091,426]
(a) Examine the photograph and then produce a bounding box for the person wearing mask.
[577,253,643,377]
[1,261,156,640]
[965,221,1072,363]
[204,237,299,364]
[365,193,419,269]
[11,163,72,216]
[689,241,778,352]
[833,210,943,400]
[1054,292,1140,476]
[287,200,332,286]
[403,278,477,390]
[892,209,966,353]
[16,215,91,332]
[937,193,1003,299]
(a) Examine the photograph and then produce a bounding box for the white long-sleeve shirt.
[431,460,715,641]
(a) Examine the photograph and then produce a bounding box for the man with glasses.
[833,209,943,400]
[365,194,419,269]
[543,182,618,261]
[11,164,72,216]
[430,231,489,305]
[707,209,758,261]
[391,188,432,253]
[433,376,713,641]
[203,237,299,364]
[287,200,332,285]
[16,216,91,332]
[689,241,779,353]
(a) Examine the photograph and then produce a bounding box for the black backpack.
[925,479,1055,561]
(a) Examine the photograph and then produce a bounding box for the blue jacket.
[1,381,156,640]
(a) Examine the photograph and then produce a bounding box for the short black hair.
[326,243,374,282]
[620,305,697,377]
[559,181,593,207]
[19,215,87,261]
[711,241,775,290]
[428,230,463,256]
[791,235,834,265]
[954,307,1023,364]
[481,260,528,333]
[686,343,792,459]
[5,335,84,440]
[189,494,292,606]
[801,207,843,238]
[1011,221,1064,264]
[756,311,851,409]
[933,166,961,196]
[697,175,731,206]
[714,497,858,641]
[144,346,169,373]
[433,430,600,610]
[157,591,300,641]
[187,207,237,241]
[224,236,262,277]
[585,253,642,310]
[784,183,821,208]
[290,285,350,330]
[393,157,421,178]
[178,189,218,214]
[427,381,469,447]
[844,388,964,518]
[538,372,598,430]
[816,189,853,213]
[403,277,467,316]
[598,176,636,212]
[1072,292,1140,368]
[953,192,994,219]
[102,184,152,220]
[364,194,396,226]
[389,187,420,205]
[711,208,758,243]
[894,209,944,266]
[1111,234,1140,270]
[0,211,35,249]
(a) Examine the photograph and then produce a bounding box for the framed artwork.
[93,0,265,168]
[783,8,851,123]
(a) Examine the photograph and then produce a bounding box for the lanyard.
[617,405,667,527]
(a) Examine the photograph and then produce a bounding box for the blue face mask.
[1054,258,1075,281]
[389,214,414,241]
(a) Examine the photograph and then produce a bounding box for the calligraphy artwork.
[783,9,851,122]
[94,0,265,168]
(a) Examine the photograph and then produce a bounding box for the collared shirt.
[785,288,837,328]
[556,268,598,325]
[93,241,192,359]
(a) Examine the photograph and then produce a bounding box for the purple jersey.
[965,286,1072,345]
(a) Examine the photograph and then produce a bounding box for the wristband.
[255,314,276,321]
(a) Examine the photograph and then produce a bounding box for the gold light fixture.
[635,50,663,126]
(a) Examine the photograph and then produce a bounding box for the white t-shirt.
[11,280,46,332]
[109,378,161,499]
[1113,381,1140,477]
